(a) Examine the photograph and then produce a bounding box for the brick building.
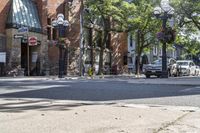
[0,0,128,76]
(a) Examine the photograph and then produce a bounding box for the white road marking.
[181,86,200,92]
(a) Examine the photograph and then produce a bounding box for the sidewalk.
[0,98,200,133]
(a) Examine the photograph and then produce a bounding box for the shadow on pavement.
[0,98,115,113]
[0,79,200,112]
[0,79,200,101]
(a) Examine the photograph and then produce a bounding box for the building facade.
[0,0,128,76]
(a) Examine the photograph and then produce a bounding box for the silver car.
[176,60,196,76]
[143,58,179,78]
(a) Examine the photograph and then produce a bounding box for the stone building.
[0,0,128,76]
[0,0,48,76]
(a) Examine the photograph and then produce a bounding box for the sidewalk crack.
[153,112,190,133]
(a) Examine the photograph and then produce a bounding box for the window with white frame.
[153,46,158,56]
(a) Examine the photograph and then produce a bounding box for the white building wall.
[127,33,136,73]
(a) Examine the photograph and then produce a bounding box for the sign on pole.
[14,34,24,39]
[28,36,37,46]
[18,27,29,34]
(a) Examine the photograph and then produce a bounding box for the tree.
[84,0,130,75]
[123,0,160,75]
[176,34,200,57]
[172,0,200,58]
[172,0,200,30]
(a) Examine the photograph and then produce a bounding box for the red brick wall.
[47,0,65,15]
[35,0,48,30]
[46,0,82,46]
[0,0,10,34]
[111,32,128,74]
[46,0,82,74]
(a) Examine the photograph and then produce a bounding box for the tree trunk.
[79,0,84,76]
[136,30,141,76]
[89,28,94,74]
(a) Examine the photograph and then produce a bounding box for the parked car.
[195,65,200,76]
[176,60,196,76]
[143,58,179,78]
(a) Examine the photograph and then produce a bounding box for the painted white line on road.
[181,86,200,92]
[0,85,70,95]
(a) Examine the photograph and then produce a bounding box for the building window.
[130,34,133,47]
[159,48,162,56]
[0,36,6,52]
[153,46,158,56]
[105,52,111,64]
[128,57,133,64]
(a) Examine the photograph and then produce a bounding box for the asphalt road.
[0,77,200,107]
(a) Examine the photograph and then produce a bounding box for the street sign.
[14,34,24,39]
[28,36,37,46]
[18,27,29,34]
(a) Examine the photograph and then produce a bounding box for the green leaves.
[84,0,200,57]
[171,0,200,56]
[172,0,200,30]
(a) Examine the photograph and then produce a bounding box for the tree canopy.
[172,0,200,30]
[172,0,200,57]
[83,0,200,75]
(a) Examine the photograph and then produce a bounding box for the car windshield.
[152,59,162,65]
[177,62,189,66]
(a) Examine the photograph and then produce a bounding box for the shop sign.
[14,34,24,39]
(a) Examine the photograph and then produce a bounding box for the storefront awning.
[6,0,42,33]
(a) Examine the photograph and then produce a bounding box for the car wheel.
[168,70,171,77]
[146,75,150,78]
[174,71,178,77]
[194,71,197,76]
[188,70,190,76]
[157,75,161,78]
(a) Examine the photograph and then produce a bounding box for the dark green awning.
[6,0,42,33]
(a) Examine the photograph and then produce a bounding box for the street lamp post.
[154,0,174,78]
[52,14,69,78]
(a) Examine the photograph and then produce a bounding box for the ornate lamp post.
[52,14,69,78]
[154,0,174,78]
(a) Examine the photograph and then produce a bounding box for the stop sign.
[28,36,37,46]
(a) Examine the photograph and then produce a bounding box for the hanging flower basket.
[156,28,176,44]
[156,31,165,43]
